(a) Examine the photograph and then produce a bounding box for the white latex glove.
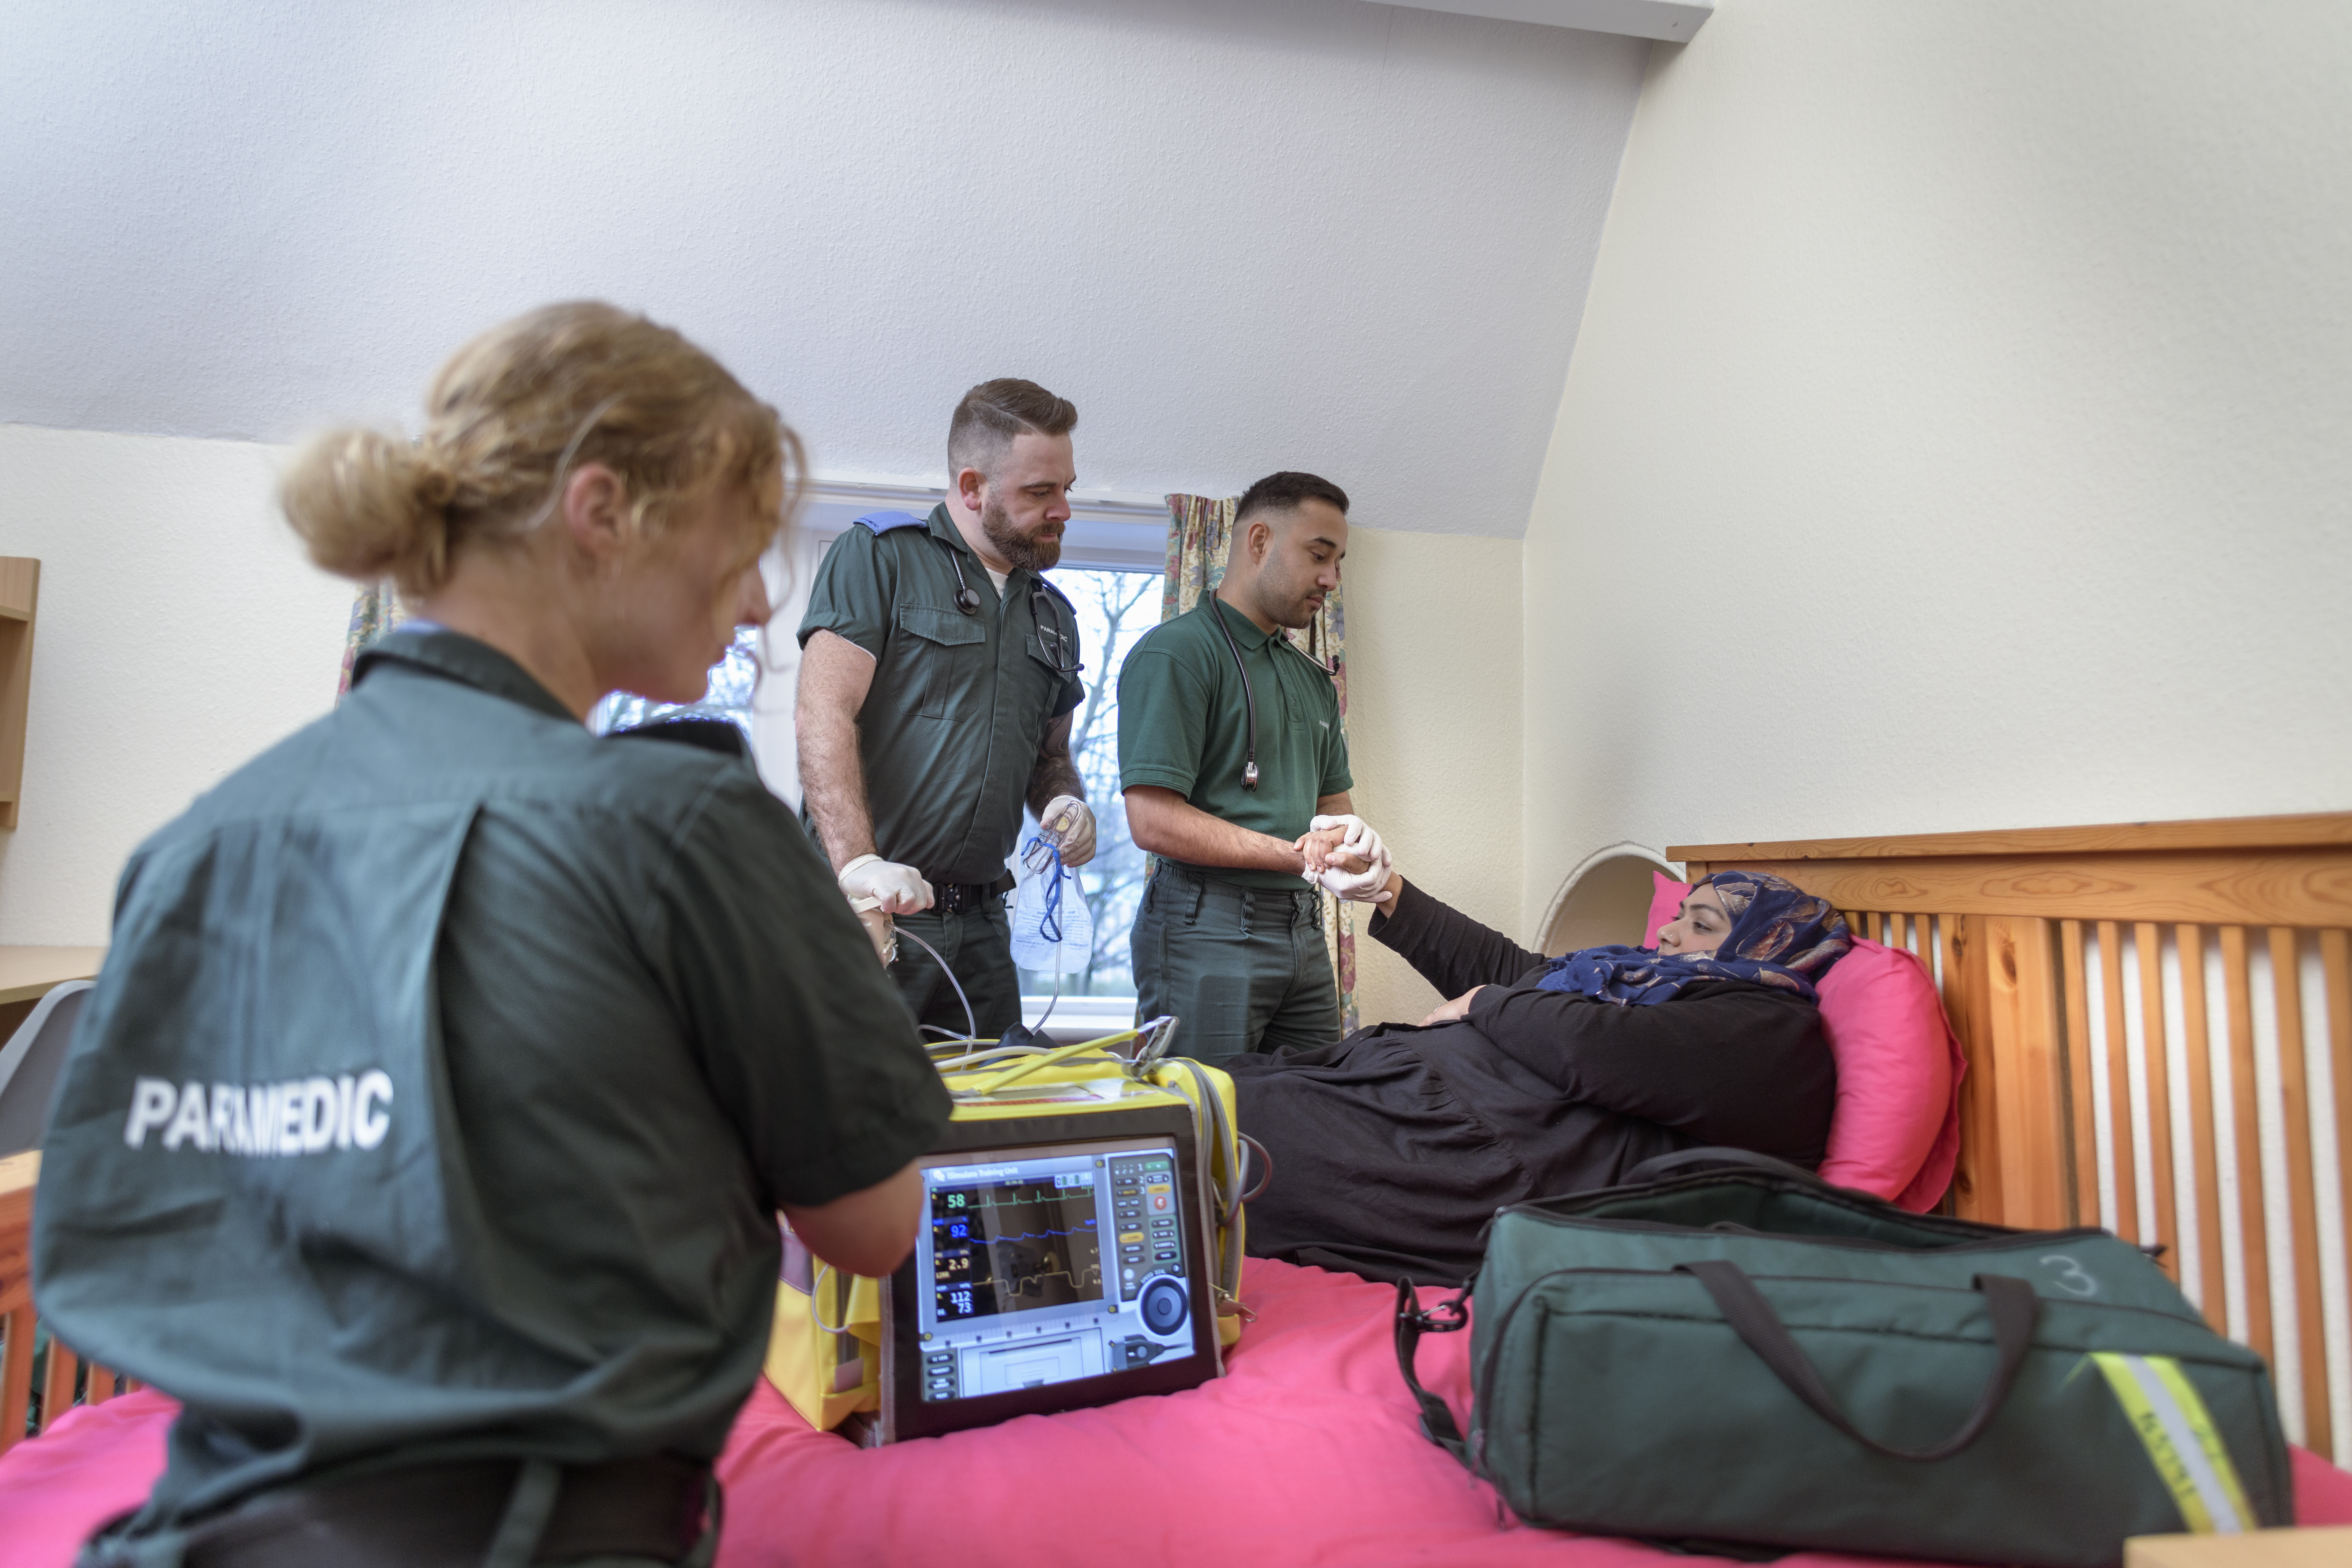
[1309,813,1384,869]
[838,853,935,915]
[1038,795,1097,867]
[1313,845,1395,904]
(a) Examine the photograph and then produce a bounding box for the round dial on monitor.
[1139,1275,1189,1336]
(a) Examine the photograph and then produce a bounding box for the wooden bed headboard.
[1676,812,2352,1466]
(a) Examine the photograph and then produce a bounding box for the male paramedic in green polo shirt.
[797,379,1094,1038]
[1119,471,1391,1063]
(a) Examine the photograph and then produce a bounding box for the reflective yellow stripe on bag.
[2089,1353,2254,1534]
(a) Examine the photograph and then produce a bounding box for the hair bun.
[280,428,454,590]
[284,302,794,598]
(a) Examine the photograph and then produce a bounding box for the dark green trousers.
[1131,863,1340,1064]
[891,901,1023,1041]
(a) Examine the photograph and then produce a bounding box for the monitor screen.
[911,1137,1198,1406]
[930,1166,1103,1324]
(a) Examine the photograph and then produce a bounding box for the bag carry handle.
[1393,1277,1475,1464]
[1624,1146,1833,1189]
[1677,1260,2041,1462]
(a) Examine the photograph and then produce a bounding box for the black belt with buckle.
[932,873,1016,916]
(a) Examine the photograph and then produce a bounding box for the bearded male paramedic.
[798,379,1096,1038]
[1118,472,1389,1064]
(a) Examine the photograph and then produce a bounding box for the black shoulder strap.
[1393,1276,1475,1465]
[1677,1261,2039,1462]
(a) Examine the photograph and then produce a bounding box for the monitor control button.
[1139,1276,1189,1335]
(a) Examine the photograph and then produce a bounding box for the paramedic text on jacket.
[122,1070,393,1155]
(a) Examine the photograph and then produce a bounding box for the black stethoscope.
[938,535,1083,676]
[1209,593,1337,792]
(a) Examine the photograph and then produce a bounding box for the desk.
[0,947,105,1007]
[0,946,104,1041]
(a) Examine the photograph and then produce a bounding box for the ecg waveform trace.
[931,1178,1104,1322]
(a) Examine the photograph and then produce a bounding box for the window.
[1012,566,1161,1007]
[587,627,762,738]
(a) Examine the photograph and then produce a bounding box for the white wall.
[0,426,353,944]
[1521,0,2352,934]
[0,0,1646,540]
[1340,528,1524,1025]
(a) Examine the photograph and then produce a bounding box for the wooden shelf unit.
[0,558,37,831]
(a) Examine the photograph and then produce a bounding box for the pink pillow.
[1643,871,1685,947]
[1644,879,1965,1212]
[1813,938,1965,1211]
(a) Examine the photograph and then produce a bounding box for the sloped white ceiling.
[0,0,1646,537]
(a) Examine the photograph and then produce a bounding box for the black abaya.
[1228,879,1835,1283]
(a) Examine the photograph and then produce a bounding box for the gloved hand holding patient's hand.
[1038,795,1096,867]
[1295,821,1395,905]
[1295,825,1350,870]
[1314,849,1395,905]
[838,854,935,914]
[1309,813,1385,870]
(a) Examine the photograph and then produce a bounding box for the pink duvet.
[5,1259,2348,1568]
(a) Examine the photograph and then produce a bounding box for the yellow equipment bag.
[766,1020,1248,1440]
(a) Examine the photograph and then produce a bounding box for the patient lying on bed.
[1226,867,1851,1284]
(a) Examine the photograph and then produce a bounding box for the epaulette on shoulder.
[853,510,930,535]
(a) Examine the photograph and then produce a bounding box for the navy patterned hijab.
[1534,871,1851,1006]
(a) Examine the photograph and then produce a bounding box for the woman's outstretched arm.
[1367,877,1547,1001]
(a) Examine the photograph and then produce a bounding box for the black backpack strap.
[1678,1261,2040,1462]
[1393,1275,1475,1464]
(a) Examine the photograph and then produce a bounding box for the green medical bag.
[1395,1150,2293,1568]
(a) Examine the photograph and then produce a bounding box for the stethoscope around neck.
[935,534,1083,676]
[1209,593,1337,792]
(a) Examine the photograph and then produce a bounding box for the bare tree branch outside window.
[589,627,760,738]
[1017,567,1160,998]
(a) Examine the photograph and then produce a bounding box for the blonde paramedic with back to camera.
[31,301,951,1567]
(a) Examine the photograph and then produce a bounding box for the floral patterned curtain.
[1160,494,1357,1033]
[336,583,408,700]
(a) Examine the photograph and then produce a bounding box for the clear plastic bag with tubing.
[1009,836,1093,974]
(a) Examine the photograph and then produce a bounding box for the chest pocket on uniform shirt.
[1279,658,1337,772]
[1020,609,1079,727]
[893,602,987,719]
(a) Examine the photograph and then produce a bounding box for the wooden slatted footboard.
[0,1152,137,1453]
[1676,813,2352,1465]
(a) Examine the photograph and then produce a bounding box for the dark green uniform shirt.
[32,629,950,1529]
[1117,598,1351,891]
[797,506,1085,885]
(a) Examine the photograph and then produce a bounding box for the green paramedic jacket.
[31,628,951,1532]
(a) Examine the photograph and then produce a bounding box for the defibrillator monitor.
[877,1132,1218,1441]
